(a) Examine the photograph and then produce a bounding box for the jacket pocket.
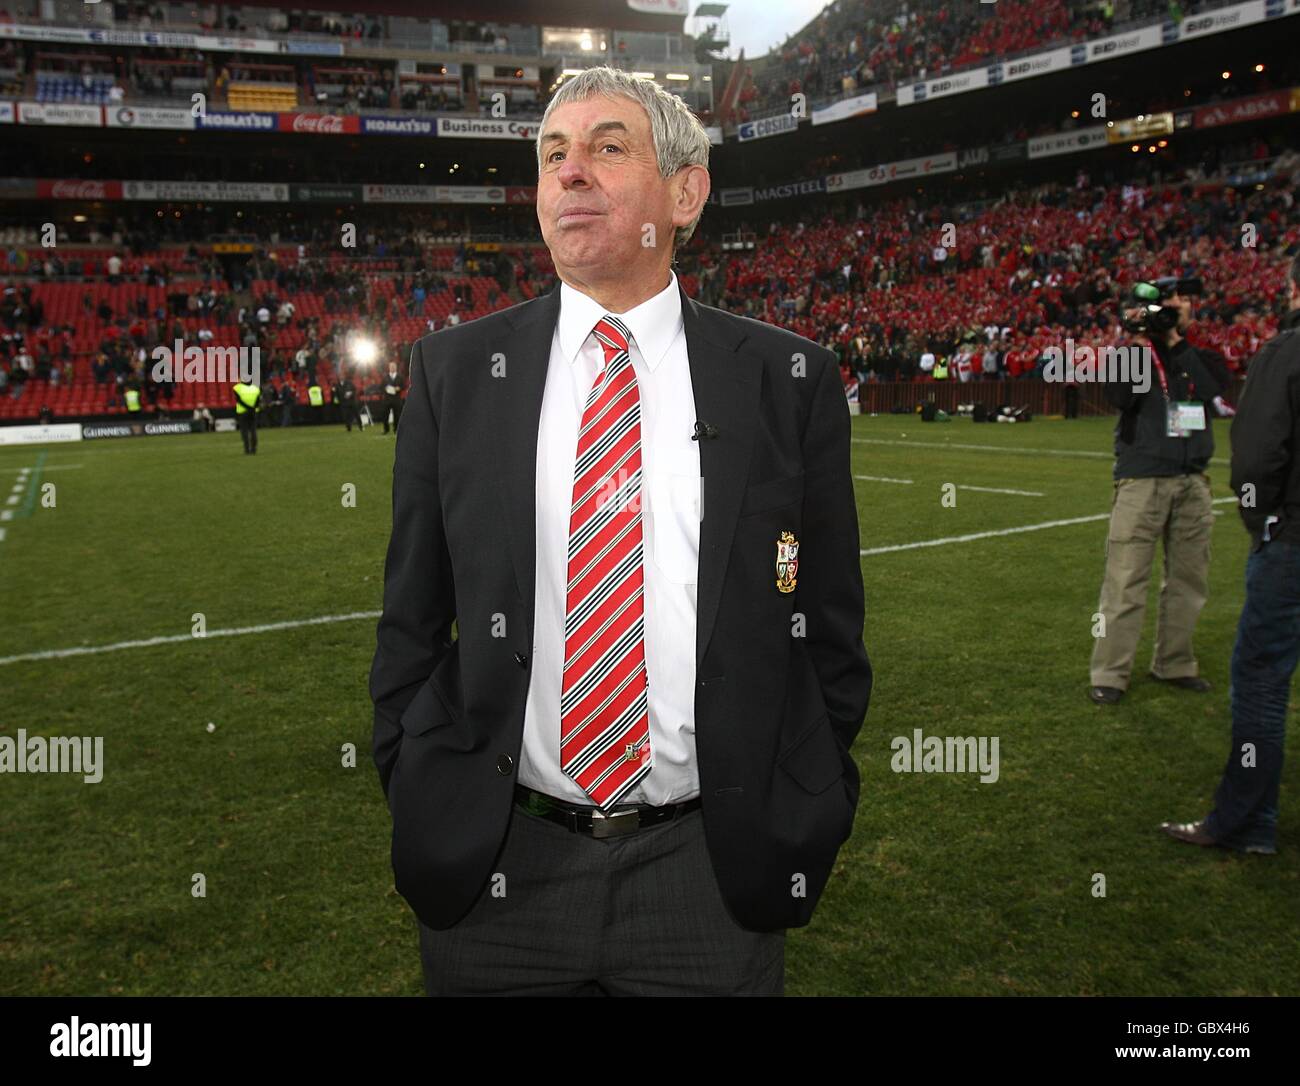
[739,472,805,518]
[777,713,843,795]
[399,675,461,737]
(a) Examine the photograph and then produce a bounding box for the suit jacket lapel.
[497,286,560,639]
[679,281,760,670]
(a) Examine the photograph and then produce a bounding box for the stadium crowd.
[1,148,1297,418]
[715,157,1298,383]
[732,0,1204,122]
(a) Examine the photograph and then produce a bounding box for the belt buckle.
[589,807,640,839]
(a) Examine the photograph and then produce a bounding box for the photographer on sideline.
[1089,277,1229,705]
[1163,252,1300,855]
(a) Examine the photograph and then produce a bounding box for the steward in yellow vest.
[232,382,262,455]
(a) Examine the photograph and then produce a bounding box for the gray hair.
[536,66,711,251]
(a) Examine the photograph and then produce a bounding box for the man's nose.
[555,149,593,187]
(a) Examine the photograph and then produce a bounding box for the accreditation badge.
[776,530,799,594]
[1174,401,1206,431]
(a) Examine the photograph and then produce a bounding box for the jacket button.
[514,652,527,667]
[496,754,514,775]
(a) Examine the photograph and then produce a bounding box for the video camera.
[1120,276,1202,335]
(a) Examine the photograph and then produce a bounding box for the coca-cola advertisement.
[277,112,361,135]
[36,179,124,200]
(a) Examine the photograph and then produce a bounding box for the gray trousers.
[417,799,786,995]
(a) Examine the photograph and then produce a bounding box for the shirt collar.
[557,269,682,372]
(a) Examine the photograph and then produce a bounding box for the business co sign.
[436,117,539,140]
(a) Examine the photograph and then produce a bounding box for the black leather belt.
[513,783,701,839]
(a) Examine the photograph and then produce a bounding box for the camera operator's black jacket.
[1230,308,1300,544]
[1104,338,1224,480]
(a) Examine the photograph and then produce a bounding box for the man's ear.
[671,165,710,234]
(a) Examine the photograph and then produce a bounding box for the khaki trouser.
[1090,473,1214,690]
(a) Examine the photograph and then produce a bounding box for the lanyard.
[1151,349,1169,400]
[1150,346,1195,401]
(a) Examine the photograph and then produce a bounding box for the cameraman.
[1089,278,1229,705]
[1163,252,1300,854]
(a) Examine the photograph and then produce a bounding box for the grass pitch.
[1,414,1295,995]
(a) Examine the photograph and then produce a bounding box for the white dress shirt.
[518,268,702,806]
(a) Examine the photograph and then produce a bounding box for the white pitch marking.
[0,610,384,667]
[854,474,914,485]
[853,436,1230,467]
[5,495,18,505]
[861,497,1238,555]
[957,484,1044,497]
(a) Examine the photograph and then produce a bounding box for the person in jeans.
[1163,254,1300,855]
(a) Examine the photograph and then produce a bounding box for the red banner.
[276,112,360,135]
[36,179,123,200]
[506,186,537,204]
[1193,90,1292,130]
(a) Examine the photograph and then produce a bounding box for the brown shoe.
[1160,819,1218,847]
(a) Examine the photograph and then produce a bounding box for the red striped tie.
[560,314,651,809]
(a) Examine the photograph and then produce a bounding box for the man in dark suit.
[380,360,405,434]
[370,66,872,996]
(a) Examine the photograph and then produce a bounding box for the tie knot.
[592,315,630,357]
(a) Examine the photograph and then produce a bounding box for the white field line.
[854,474,914,484]
[853,436,1230,467]
[0,498,1243,662]
[0,610,383,667]
[957,484,1044,496]
[861,497,1239,555]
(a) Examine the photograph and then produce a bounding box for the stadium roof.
[232,0,686,32]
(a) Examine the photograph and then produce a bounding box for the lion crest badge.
[776,530,799,593]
